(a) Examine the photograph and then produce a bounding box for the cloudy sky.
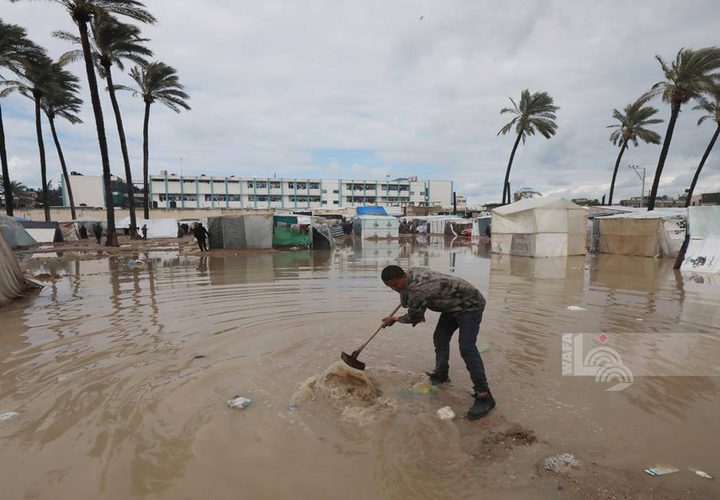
[3,0,720,206]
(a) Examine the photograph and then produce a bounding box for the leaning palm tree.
[42,63,83,220]
[11,0,156,245]
[0,19,41,216]
[56,13,152,238]
[645,47,720,210]
[119,61,190,218]
[606,96,663,205]
[685,86,720,206]
[497,90,559,204]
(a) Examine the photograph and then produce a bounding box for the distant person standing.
[141,224,148,240]
[93,223,103,244]
[79,224,88,239]
[194,223,209,252]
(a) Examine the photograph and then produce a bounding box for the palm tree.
[42,62,83,220]
[120,61,190,218]
[645,47,720,210]
[497,90,559,204]
[0,178,31,208]
[11,0,156,245]
[685,86,720,206]
[606,96,663,205]
[56,13,152,238]
[0,19,41,216]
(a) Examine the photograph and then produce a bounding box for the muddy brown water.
[1,237,719,498]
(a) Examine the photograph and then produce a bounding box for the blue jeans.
[433,310,489,392]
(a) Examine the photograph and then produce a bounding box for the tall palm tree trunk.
[142,100,151,219]
[105,65,139,238]
[685,124,720,207]
[0,104,13,216]
[502,132,523,204]
[48,115,76,220]
[608,139,628,206]
[77,19,118,246]
[648,101,681,211]
[33,94,50,222]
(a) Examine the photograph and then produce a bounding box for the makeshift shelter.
[352,215,399,239]
[273,215,313,247]
[0,215,36,248]
[0,233,39,307]
[472,216,492,238]
[680,206,720,273]
[491,198,587,257]
[116,217,179,239]
[20,220,63,243]
[595,209,686,258]
[208,215,273,249]
[445,219,472,236]
[58,221,79,241]
[356,206,388,216]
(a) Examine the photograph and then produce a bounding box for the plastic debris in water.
[566,305,586,311]
[691,469,713,479]
[543,453,581,473]
[227,396,252,410]
[409,381,439,394]
[436,406,455,420]
[478,343,490,353]
[644,466,680,476]
[0,411,19,421]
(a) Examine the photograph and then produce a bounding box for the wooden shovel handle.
[355,303,402,354]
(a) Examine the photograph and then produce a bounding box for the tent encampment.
[595,209,686,258]
[0,215,36,248]
[491,198,587,257]
[116,217,179,238]
[19,220,63,243]
[208,215,273,249]
[0,232,39,307]
[680,206,720,273]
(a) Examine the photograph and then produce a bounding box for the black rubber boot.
[425,371,450,385]
[467,391,495,420]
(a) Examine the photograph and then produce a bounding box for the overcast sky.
[2,0,720,206]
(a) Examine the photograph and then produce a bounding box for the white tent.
[596,208,686,258]
[352,215,399,239]
[471,216,491,238]
[681,206,720,273]
[0,232,38,306]
[116,217,178,238]
[0,215,36,248]
[491,198,587,257]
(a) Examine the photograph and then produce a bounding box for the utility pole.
[628,164,646,207]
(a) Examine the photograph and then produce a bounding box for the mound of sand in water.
[292,361,380,406]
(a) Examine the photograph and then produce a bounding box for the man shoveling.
[380,265,495,420]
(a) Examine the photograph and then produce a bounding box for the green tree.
[606,96,663,205]
[42,61,83,220]
[0,178,31,208]
[685,86,720,206]
[56,13,152,237]
[497,90,559,204]
[646,47,720,210]
[119,61,190,218]
[0,19,41,216]
[11,0,156,245]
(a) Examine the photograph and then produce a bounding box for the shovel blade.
[341,351,366,371]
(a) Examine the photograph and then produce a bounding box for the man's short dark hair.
[381,265,405,281]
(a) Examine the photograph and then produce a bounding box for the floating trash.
[544,453,581,473]
[477,343,490,353]
[644,466,680,476]
[409,381,439,394]
[227,396,252,410]
[436,406,455,420]
[566,305,586,311]
[690,469,713,479]
[0,411,19,422]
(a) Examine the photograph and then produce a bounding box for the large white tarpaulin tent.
[491,198,587,257]
[0,232,38,306]
[596,208,686,258]
[680,206,720,273]
[0,215,36,248]
[353,215,400,239]
[116,217,179,238]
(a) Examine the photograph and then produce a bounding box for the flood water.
[1,236,719,499]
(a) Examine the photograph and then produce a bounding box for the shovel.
[341,304,402,371]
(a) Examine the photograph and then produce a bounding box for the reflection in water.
[0,237,719,498]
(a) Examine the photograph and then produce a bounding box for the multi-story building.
[148,172,455,210]
[62,172,144,209]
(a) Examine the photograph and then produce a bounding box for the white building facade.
[148,172,455,210]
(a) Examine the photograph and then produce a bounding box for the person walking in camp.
[141,224,148,240]
[193,222,209,252]
[380,265,495,420]
[93,223,103,245]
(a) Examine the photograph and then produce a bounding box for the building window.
[269,182,281,189]
[333,200,339,205]
[332,189,339,194]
